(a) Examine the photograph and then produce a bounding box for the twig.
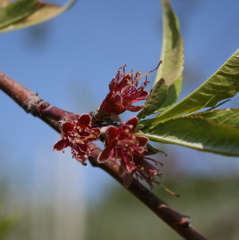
[0,71,207,240]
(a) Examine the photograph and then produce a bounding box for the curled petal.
[97,146,113,163]
[124,117,139,132]
[136,136,148,147]
[126,105,144,112]
[53,139,69,151]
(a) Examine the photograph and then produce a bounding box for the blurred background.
[1,0,239,239]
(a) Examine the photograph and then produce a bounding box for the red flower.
[98,117,162,188]
[53,114,100,165]
[96,65,150,120]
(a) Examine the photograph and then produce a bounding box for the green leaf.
[141,116,239,156]
[0,0,43,29]
[0,0,76,33]
[137,78,168,119]
[194,108,239,129]
[155,0,184,87]
[137,0,184,119]
[145,49,239,128]
[156,75,183,112]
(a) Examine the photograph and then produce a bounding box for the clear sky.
[1,0,239,204]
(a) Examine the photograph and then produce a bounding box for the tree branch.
[0,71,207,240]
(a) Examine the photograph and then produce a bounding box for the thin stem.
[0,71,207,240]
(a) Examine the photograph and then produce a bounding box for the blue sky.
[1,0,239,204]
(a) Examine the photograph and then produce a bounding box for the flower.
[53,114,100,165]
[94,65,151,122]
[98,117,162,188]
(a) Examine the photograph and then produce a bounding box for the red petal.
[62,122,74,133]
[97,146,113,163]
[78,114,91,127]
[106,126,119,141]
[136,136,148,147]
[125,117,138,132]
[127,105,144,112]
[53,139,69,151]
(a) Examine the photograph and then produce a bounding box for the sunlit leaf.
[141,116,239,156]
[0,0,10,9]
[143,49,239,128]
[138,0,184,119]
[155,0,184,87]
[0,0,75,33]
[194,108,239,129]
[0,0,43,29]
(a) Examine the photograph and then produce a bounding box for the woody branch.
[0,71,207,240]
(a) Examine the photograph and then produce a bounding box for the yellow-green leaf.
[0,0,10,9]
[141,116,239,156]
[0,0,43,29]
[194,108,239,129]
[143,49,239,129]
[0,0,76,33]
[155,0,184,87]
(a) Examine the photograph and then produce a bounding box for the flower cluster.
[93,65,150,122]
[98,117,162,188]
[53,114,100,165]
[53,64,163,188]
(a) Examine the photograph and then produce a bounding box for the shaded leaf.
[155,75,183,112]
[137,78,168,119]
[0,0,75,33]
[154,0,184,87]
[141,116,239,156]
[144,49,239,128]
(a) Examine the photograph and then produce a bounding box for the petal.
[127,105,144,112]
[106,126,119,141]
[124,117,138,132]
[134,90,148,101]
[78,114,91,127]
[53,139,69,151]
[62,122,74,133]
[97,146,113,163]
[136,136,148,147]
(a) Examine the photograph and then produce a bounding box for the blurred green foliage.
[2,177,239,240]
[0,192,15,239]
[86,178,239,240]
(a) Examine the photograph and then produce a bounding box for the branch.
[0,71,207,240]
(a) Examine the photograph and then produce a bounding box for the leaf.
[138,0,184,119]
[156,75,183,112]
[194,108,239,129]
[155,0,184,87]
[144,49,239,128]
[0,0,76,33]
[141,116,239,156]
[0,0,43,29]
[0,0,10,9]
[137,78,168,119]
